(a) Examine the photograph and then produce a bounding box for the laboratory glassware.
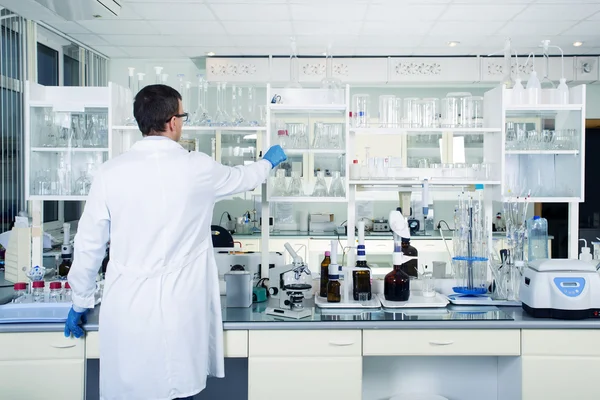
[556,78,569,104]
[321,49,342,104]
[125,67,137,125]
[272,169,287,196]
[312,171,329,197]
[327,123,344,149]
[161,73,169,84]
[441,92,471,128]
[402,97,419,128]
[319,251,332,297]
[329,171,345,197]
[184,81,192,125]
[527,216,549,262]
[384,251,411,302]
[154,66,163,84]
[421,265,435,297]
[63,282,72,302]
[285,38,302,89]
[352,94,370,128]
[542,130,555,149]
[247,87,259,126]
[327,263,341,303]
[379,95,400,128]
[236,86,245,126]
[468,96,484,127]
[288,171,304,196]
[75,167,92,196]
[505,122,517,150]
[42,108,58,147]
[353,227,372,301]
[192,74,210,126]
[137,72,146,94]
[287,123,307,149]
[276,121,289,148]
[312,122,328,149]
[32,281,45,303]
[526,70,542,105]
[49,282,62,303]
[419,98,439,128]
[71,114,84,148]
[12,283,27,303]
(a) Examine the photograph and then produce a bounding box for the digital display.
[561,282,579,287]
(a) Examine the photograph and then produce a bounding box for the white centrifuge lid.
[528,259,598,273]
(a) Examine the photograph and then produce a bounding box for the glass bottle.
[285,38,302,89]
[247,87,258,127]
[32,281,45,303]
[384,252,411,302]
[59,255,72,278]
[329,171,345,197]
[288,171,304,197]
[272,169,288,197]
[154,66,163,84]
[184,81,192,125]
[231,84,240,126]
[137,72,145,94]
[192,74,209,126]
[63,282,72,302]
[237,86,245,126]
[276,121,289,148]
[75,168,92,196]
[401,238,419,278]
[353,245,372,301]
[49,281,62,302]
[321,48,342,104]
[13,282,27,303]
[326,263,341,303]
[312,171,328,197]
[319,251,331,297]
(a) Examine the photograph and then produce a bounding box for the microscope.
[266,243,313,319]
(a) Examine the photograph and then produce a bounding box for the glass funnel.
[137,72,145,94]
[272,169,288,196]
[288,171,304,196]
[312,171,328,197]
[321,49,342,104]
[329,171,345,197]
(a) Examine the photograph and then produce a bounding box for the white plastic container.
[526,71,542,105]
[556,78,569,105]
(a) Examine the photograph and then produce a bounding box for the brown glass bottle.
[400,238,419,278]
[326,264,341,303]
[319,251,331,297]
[384,253,411,301]
[58,256,72,278]
[353,245,372,301]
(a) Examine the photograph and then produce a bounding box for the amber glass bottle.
[384,252,411,302]
[352,245,372,301]
[326,263,341,303]
[58,256,72,277]
[319,251,331,297]
[400,238,419,278]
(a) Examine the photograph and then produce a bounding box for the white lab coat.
[68,136,271,400]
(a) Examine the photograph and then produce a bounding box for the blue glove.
[64,307,88,339]
[263,145,287,168]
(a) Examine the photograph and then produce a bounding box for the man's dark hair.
[133,84,182,136]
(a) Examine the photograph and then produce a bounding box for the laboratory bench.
[1,300,599,400]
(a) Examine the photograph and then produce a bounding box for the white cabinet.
[0,332,84,400]
[522,330,600,400]
[235,238,260,252]
[269,238,310,264]
[388,57,479,84]
[249,330,362,400]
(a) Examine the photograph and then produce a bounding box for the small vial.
[49,282,62,303]
[63,282,72,302]
[32,281,45,303]
[13,282,27,303]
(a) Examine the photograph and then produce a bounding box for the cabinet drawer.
[85,332,99,359]
[522,330,600,356]
[236,239,260,250]
[417,240,451,253]
[224,330,248,358]
[0,332,84,361]
[363,329,520,356]
[365,240,393,254]
[249,330,361,357]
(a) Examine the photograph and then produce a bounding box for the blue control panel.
[553,277,586,297]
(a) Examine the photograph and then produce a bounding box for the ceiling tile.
[355,35,424,47]
[365,4,446,21]
[176,35,236,47]
[499,21,578,36]
[419,35,486,47]
[295,35,358,48]
[362,21,433,35]
[412,47,478,55]
[99,34,180,47]
[89,46,130,58]
[123,46,185,58]
[179,47,240,57]
[561,21,600,36]
[105,3,141,20]
[513,4,600,20]
[483,35,552,49]
[222,21,292,35]
[211,4,289,20]
[232,35,295,47]
[429,21,505,36]
[42,21,90,34]
[352,47,415,56]
[438,4,528,21]
[291,4,368,21]
[128,2,214,20]
[69,33,109,46]
[150,21,226,35]
[587,11,600,20]
[293,21,361,35]
[78,20,156,35]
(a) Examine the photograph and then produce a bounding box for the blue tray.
[0,302,71,323]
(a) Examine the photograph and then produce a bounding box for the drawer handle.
[50,343,77,349]
[329,340,355,347]
[429,340,454,346]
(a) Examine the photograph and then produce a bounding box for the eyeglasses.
[166,113,189,123]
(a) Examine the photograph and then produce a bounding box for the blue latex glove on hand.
[263,145,287,168]
[64,307,88,339]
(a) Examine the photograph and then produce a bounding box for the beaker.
[272,169,288,197]
[442,92,471,127]
[312,171,328,197]
[402,97,419,128]
[468,96,484,127]
[327,123,344,149]
[378,95,400,128]
[329,171,345,197]
[418,98,439,128]
[452,257,488,295]
[352,94,370,128]
[288,171,304,196]
[287,123,307,149]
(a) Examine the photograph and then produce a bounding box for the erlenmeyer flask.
[329,171,345,197]
[312,122,327,149]
[312,171,328,197]
[288,171,304,196]
[272,169,288,196]
[75,168,92,195]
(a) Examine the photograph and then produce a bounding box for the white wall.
[108,58,201,92]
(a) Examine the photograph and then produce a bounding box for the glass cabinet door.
[406,132,443,168]
[219,130,258,166]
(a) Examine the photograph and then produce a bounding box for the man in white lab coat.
[65,84,286,400]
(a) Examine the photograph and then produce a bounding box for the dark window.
[37,43,59,86]
[64,54,79,87]
[64,202,83,222]
[43,201,58,223]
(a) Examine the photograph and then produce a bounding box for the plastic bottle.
[350,160,360,180]
[512,78,524,105]
[526,71,542,105]
[556,78,569,105]
[527,216,549,262]
[319,251,331,298]
[353,221,372,301]
[49,282,62,303]
[384,252,410,302]
[579,239,593,262]
[63,282,72,302]
[12,282,27,303]
[32,281,45,303]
